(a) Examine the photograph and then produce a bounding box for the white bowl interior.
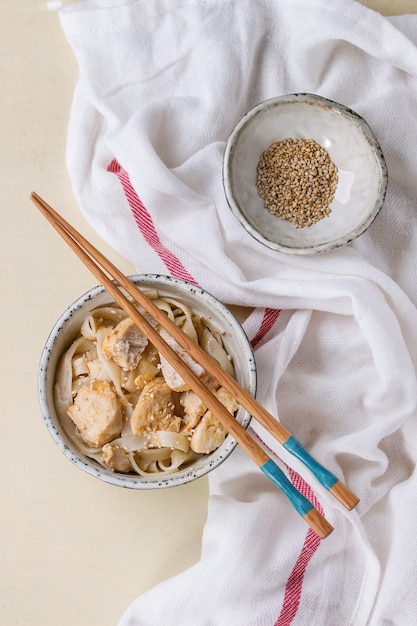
[223,94,388,254]
[39,275,257,489]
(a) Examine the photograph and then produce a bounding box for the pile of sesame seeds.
[256,138,338,228]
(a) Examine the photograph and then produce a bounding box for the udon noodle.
[54,290,238,475]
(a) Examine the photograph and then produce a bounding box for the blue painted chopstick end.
[283,436,338,490]
[260,459,313,517]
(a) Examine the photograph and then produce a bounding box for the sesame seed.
[256,138,338,228]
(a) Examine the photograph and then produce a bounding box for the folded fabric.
[59,1,417,624]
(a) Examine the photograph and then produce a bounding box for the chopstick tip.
[304,509,334,539]
[330,481,360,511]
[30,191,41,205]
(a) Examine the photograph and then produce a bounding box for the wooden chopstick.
[32,192,346,538]
[31,193,359,512]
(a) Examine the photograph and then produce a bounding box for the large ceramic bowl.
[223,93,388,255]
[39,275,257,488]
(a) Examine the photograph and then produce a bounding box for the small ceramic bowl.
[223,93,388,255]
[39,275,257,489]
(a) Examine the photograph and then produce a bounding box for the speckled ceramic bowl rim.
[39,274,257,489]
[223,93,388,255]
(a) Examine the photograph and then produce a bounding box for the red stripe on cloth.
[107,159,198,284]
[108,158,318,625]
[241,300,323,624]
[275,529,321,626]
[251,307,281,348]
[249,427,323,626]
[274,469,322,626]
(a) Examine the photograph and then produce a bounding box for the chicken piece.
[180,383,237,434]
[180,390,207,433]
[67,380,123,447]
[181,413,200,435]
[180,390,206,419]
[131,378,181,435]
[87,358,108,379]
[72,355,90,377]
[189,411,227,454]
[101,443,132,473]
[102,317,148,370]
[188,386,238,453]
[180,375,219,417]
[158,327,205,392]
[133,343,161,391]
[214,386,239,415]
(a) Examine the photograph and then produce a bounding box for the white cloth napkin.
[59,1,417,624]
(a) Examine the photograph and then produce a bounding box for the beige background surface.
[2,1,416,625]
